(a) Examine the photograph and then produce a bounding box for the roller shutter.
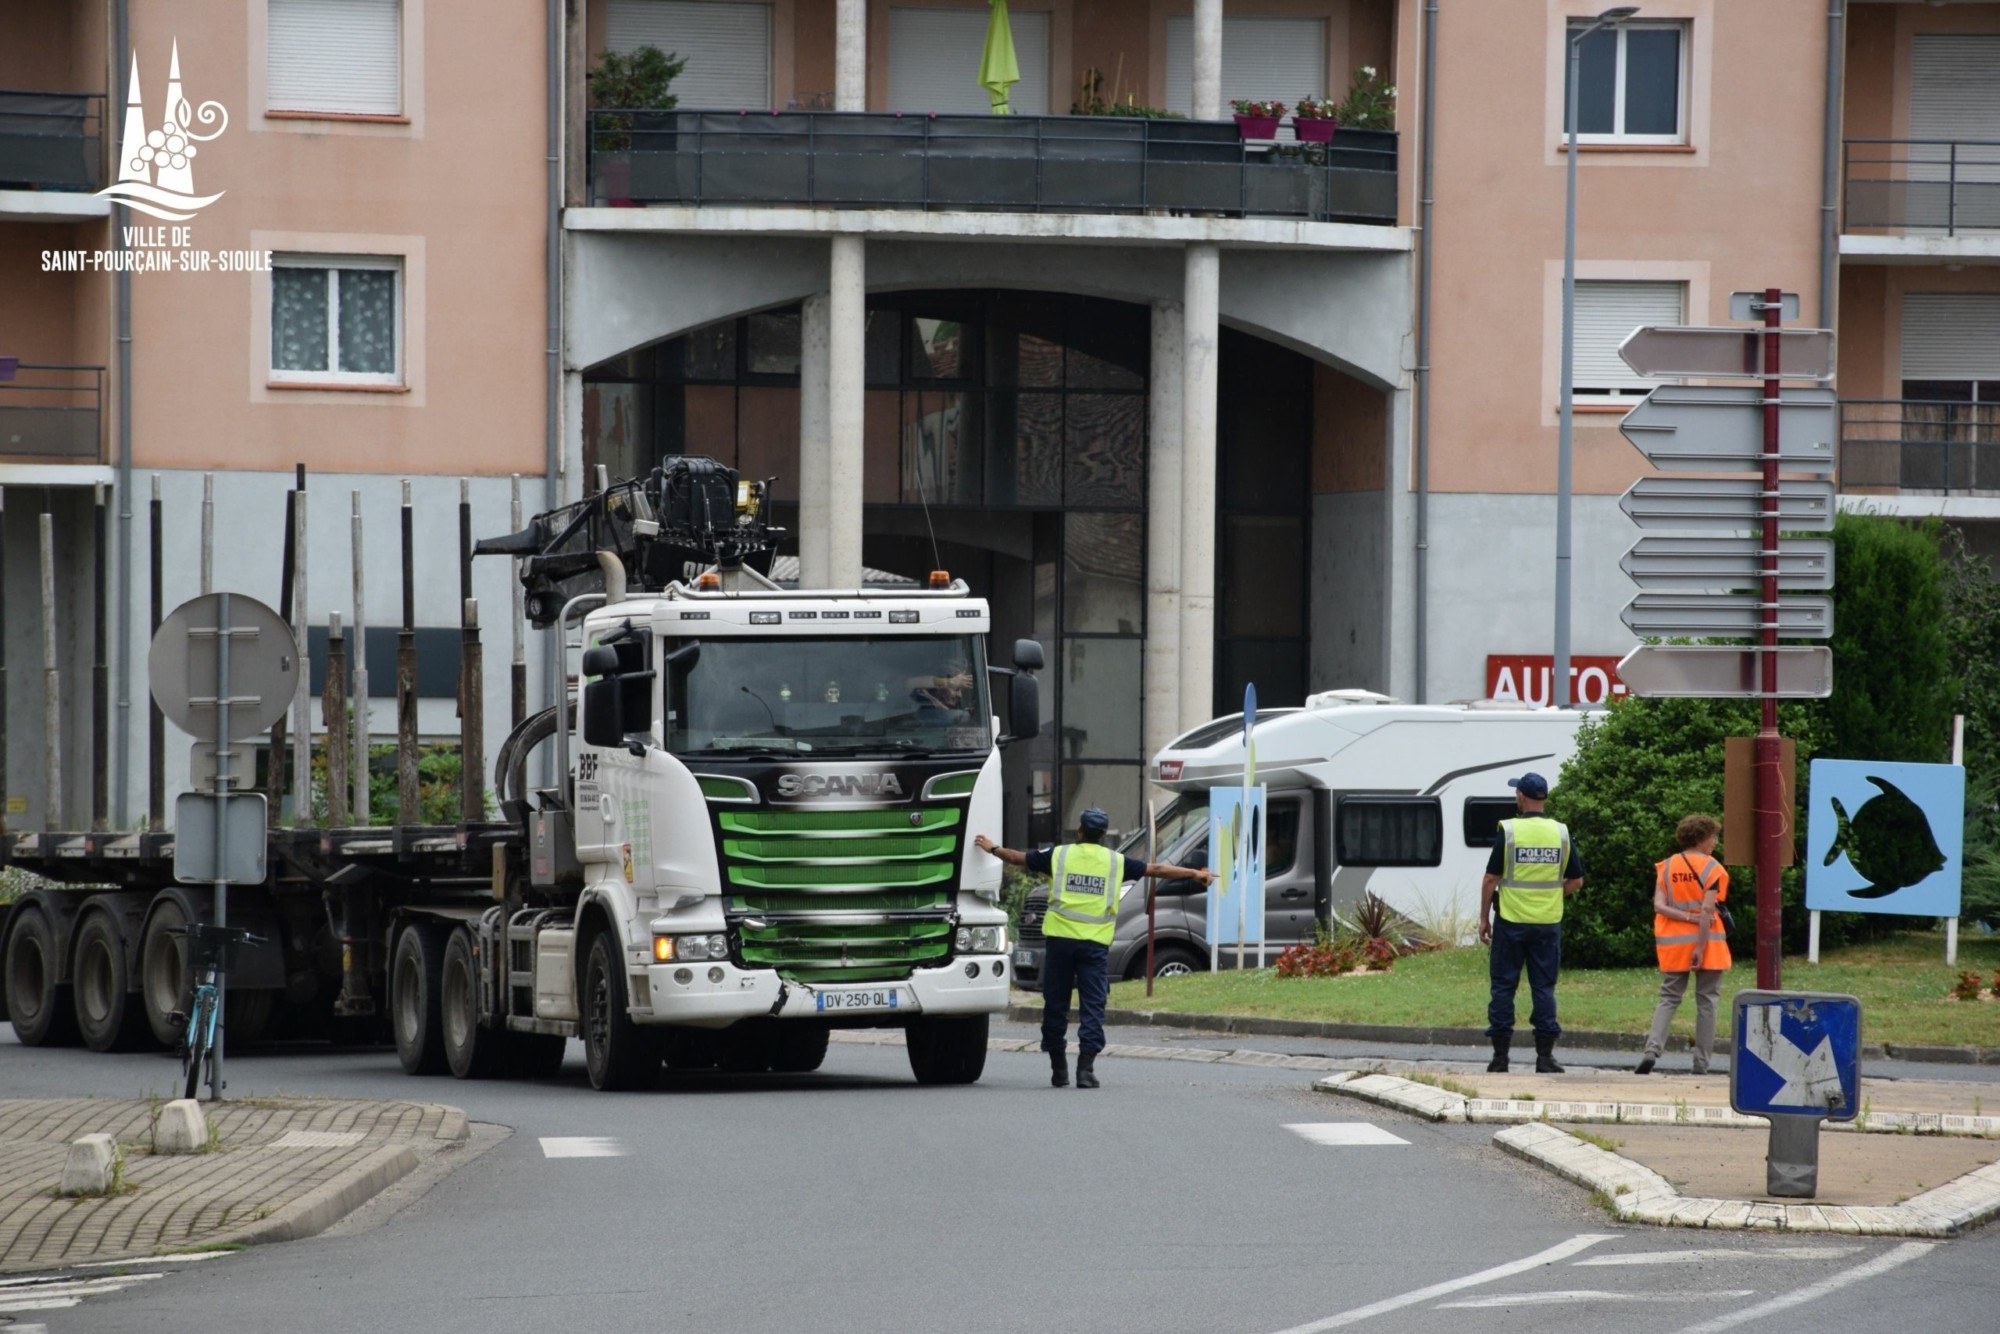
[1901,294,2000,381]
[1164,16,1326,123]
[887,7,1050,115]
[1572,280,1684,394]
[268,0,402,115]
[607,0,772,111]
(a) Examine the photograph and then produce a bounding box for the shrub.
[1951,970,1984,1002]
[1275,939,1358,978]
[589,45,686,151]
[1334,66,1395,129]
[1819,513,1954,766]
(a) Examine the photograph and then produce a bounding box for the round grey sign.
[148,593,299,742]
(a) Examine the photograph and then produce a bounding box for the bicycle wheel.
[182,993,214,1100]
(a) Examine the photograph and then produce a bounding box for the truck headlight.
[673,933,731,961]
[955,925,1007,954]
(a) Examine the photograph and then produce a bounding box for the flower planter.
[1294,117,1337,144]
[1233,114,1281,140]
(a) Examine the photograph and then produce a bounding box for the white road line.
[1668,1241,1937,1334]
[1440,1289,1756,1309]
[73,1250,236,1267]
[0,1274,164,1312]
[539,1136,627,1158]
[0,1274,163,1292]
[1269,1234,1617,1333]
[1576,1246,1860,1267]
[1285,1123,1411,1147]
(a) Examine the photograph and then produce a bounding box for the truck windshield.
[665,634,993,758]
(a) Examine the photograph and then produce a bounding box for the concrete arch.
[566,232,1410,388]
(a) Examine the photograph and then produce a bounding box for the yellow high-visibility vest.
[1498,816,1570,925]
[1045,842,1123,946]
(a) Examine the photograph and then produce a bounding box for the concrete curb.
[1315,1071,2000,1138]
[1494,1122,2000,1237]
[212,1143,422,1247]
[1025,1002,2000,1066]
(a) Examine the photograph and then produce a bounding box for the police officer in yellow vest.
[1477,773,1585,1075]
[976,810,1215,1089]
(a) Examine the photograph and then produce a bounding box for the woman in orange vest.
[1634,813,1732,1076]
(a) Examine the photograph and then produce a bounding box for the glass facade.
[582,292,1313,846]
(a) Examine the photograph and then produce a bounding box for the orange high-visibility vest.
[1652,851,1732,973]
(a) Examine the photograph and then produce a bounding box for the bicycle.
[168,922,263,1101]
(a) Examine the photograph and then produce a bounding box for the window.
[271,257,402,385]
[606,0,772,111]
[1166,17,1327,123]
[1564,20,1685,144]
[888,7,1051,116]
[1334,796,1442,868]
[268,0,402,116]
[1266,800,1301,877]
[1572,279,1683,399]
[1462,797,1516,850]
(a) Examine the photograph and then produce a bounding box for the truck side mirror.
[581,645,620,677]
[1007,671,1040,743]
[582,677,622,747]
[1013,638,1045,671]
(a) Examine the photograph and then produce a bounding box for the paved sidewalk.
[0,1097,467,1273]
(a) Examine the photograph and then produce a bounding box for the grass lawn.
[1105,931,2000,1048]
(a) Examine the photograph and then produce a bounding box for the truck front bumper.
[640,954,1011,1026]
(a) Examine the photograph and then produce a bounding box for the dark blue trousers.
[1040,935,1109,1055]
[1487,918,1562,1039]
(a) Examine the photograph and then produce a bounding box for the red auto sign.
[1486,655,1629,707]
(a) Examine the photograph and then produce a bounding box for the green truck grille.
[717,807,962,984]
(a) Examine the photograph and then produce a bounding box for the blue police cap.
[1507,772,1550,799]
[1079,808,1111,832]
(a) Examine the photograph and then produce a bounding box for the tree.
[589,46,686,151]
[1817,511,1954,764]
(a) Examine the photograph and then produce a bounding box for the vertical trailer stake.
[40,509,60,831]
[0,486,9,835]
[325,612,349,827]
[92,484,108,830]
[397,479,419,825]
[351,490,369,826]
[510,474,526,729]
[291,467,310,827]
[149,475,164,825]
[268,480,297,825]
[461,599,484,825]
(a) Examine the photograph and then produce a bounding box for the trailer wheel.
[5,908,79,1047]
[73,912,148,1052]
[508,1033,568,1080]
[139,897,191,1047]
[441,928,506,1080]
[771,1024,831,1074]
[905,1014,988,1086]
[581,931,660,1091]
[391,922,448,1076]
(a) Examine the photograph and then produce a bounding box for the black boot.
[1075,1052,1099,1089]
[1050,1051,1069,1088]
[1535,1033,1565,1074]
[1486,1035,1510,1073]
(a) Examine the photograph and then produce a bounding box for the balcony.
[585,111,1398,226]
[1839,399,2000,497]
[1843,139,2000,236]
[0,90,103,193]
[0,364,104,460]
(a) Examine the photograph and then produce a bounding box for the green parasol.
[978,0,1021,114]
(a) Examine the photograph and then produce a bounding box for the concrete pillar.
[1178,243,1220,730]
[836,0,867,112]
[1192,0,1223,121]
[798,293,832,587]
[1144,299,1185,780]
[827,235,866,588]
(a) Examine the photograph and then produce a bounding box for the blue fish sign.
[1730,989,1861,1122]
[1805,759,1963,918]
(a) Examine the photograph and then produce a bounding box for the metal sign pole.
[211,591,231,1101]
[1755,289,1785,991]
[1144,800,1157,999]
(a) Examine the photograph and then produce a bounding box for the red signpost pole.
[1756,288,1784,990]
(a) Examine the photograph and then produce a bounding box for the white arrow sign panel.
[1621,593,1833,638]
[1620,478,1836,532]
[1618,325,1836,380]
[1744,1003,1845,1110]
[1619,386,1836,473]
[1621,537,1835,590]
[1617,645,1834,699]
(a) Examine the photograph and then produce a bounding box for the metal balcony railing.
[0,364,104,460]
[586,110,1398,225]
[1839,399,2000,496]
[0,90,104,192]
[1843,139,2000,234]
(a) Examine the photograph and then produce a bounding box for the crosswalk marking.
[1285,1122,1410,1147]
[1440,1289,1756,1309]
[1576,1246,1860,1267]
[1668,1242,1937,1334]
[0,1272,164,1313]
[1269,1234,1617,1333]
[539,1136,627,1158]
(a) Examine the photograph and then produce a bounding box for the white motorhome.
[1014,691,1588,985]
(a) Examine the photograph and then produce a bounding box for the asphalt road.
[2,1024,1996,1334]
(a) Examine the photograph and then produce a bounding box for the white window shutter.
[607,0,772,111]
[1901,294,2000,381]
[1165,17,1327,119]
[886,7,1050,116]
[268,0,402,115]
[1572,281,1684,392]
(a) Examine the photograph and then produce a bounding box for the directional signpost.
[1731,990,1861,1198]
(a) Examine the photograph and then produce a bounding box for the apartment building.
[1,0,549,831]
[5,0,1993,843]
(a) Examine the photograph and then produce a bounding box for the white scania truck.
[2,458,1041,1091]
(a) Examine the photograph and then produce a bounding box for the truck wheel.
[391,922,448,1076]
[139,897,191,1047]
[771,1024,831,1073]
[582,931,660,1091]
[662,1028,719,1071]
[905,1014,989,1085]
[718,1021,778,1073]
[5,908,79,1047]
[442,928,506,1079]
[508,1033,569,1080]
[227,990,275,1047]
[73,912,148,1052]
